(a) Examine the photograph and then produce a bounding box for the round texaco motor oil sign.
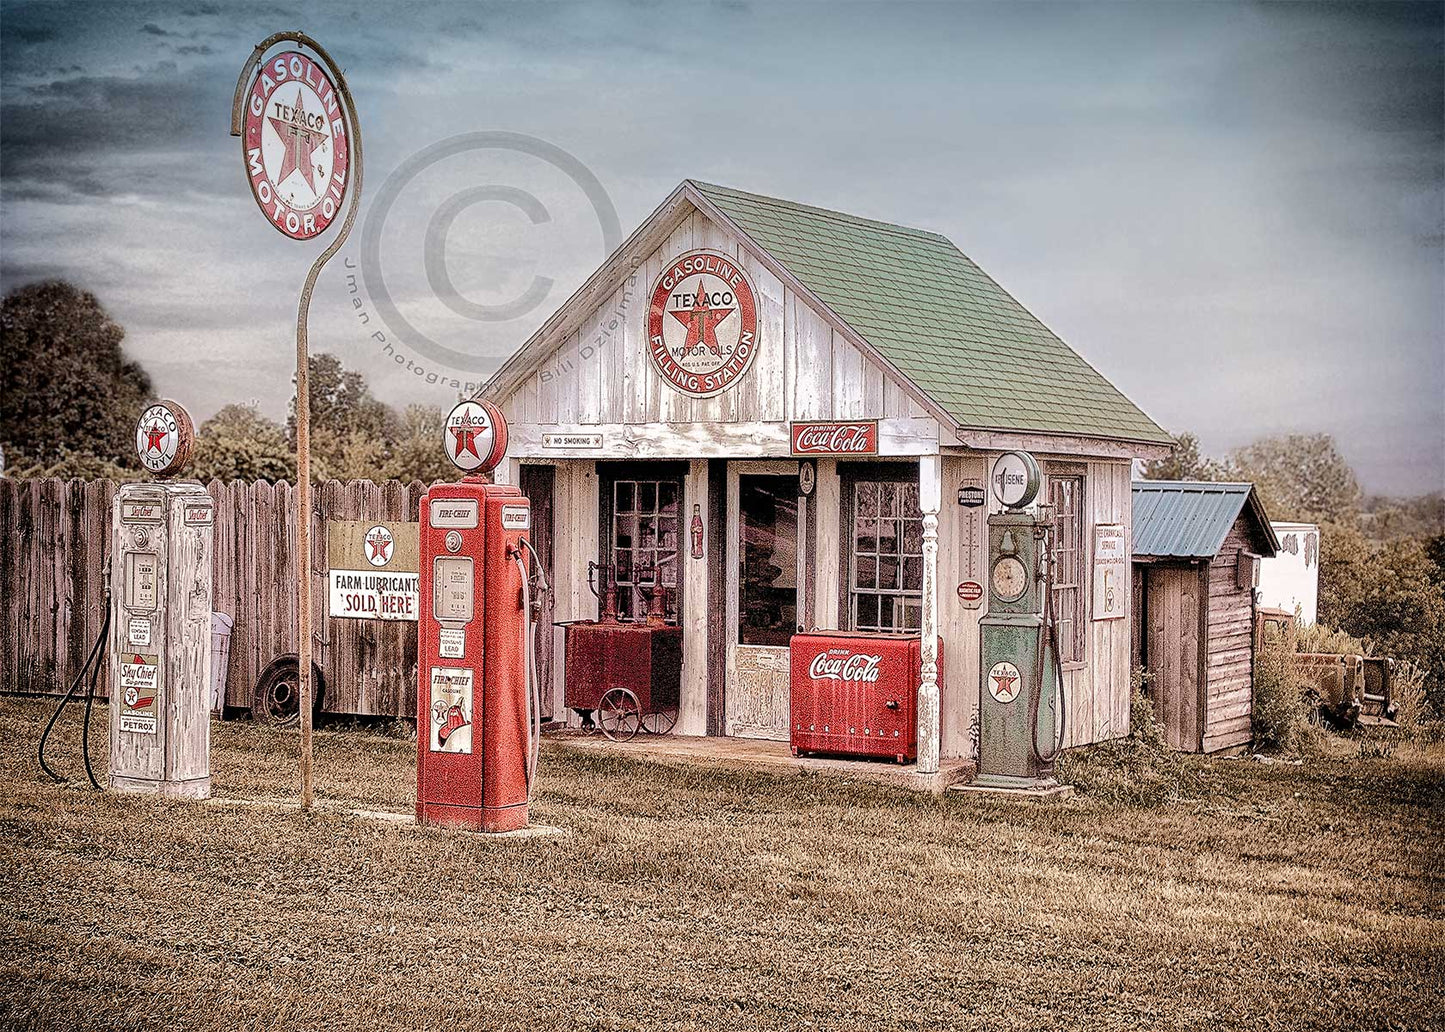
[241,51,351,240]
[134,400,195,476]
[646,250,759,398]
[443,399,509,474]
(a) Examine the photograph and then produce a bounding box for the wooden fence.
[0,477,427,718]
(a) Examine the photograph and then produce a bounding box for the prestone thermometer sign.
[241,51,351,240]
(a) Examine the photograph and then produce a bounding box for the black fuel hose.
[39,605,110,790]
[1031,539,1067,766]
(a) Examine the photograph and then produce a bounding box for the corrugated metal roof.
[688,180,1172,445]
[1131,481,1269,559]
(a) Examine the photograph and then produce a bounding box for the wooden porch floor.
[542,729,975,794]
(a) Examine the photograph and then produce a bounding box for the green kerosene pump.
[975,450,1067,789]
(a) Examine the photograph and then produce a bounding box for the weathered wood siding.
[937,453,987,759]
[1202,520,1256,752]
[1144,565,1204,752]
[935,453,1133,758]
[0,478,115,701]
[499,208,941,458]
[1,477,427,718]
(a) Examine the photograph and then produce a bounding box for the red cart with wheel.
[562,620,682,740]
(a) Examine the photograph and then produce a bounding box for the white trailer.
[1258,521,1320,625]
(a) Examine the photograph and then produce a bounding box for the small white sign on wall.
[1092,524,1127,621]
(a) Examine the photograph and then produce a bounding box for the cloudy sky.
[2,0,1440,494]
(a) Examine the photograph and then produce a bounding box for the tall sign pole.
[230,33,362,810]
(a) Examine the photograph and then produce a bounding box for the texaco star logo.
[988,661,1023,704]
[443,399,507,473]
[241,50,351,240]
[135,404,180,473]
[364,525,394,567]
[646,250,759,398]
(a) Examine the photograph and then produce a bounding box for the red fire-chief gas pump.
[417,399,548,832]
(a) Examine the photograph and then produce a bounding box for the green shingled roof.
[688,180,1170,444]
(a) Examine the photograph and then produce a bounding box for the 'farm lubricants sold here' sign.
[326,520,420,621]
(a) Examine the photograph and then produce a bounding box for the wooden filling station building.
[481,180,1172,773]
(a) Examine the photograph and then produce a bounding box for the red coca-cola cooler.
[789,632,942,764]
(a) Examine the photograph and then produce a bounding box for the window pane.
[856,593,878,629]
[739,474,799,646]
[878,517,898,556]
[638,481,656,514]
[1048,474,1086,662]
[903,518,922,555]
[615,481,634,514]
[856,518,877,553]
[849,477,925,634]
[857,482,879,519]
[659,481,678,514]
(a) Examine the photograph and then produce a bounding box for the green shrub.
[1057,667,1196,806]
[1252,629,1308,752]
[1294,622,1367,656]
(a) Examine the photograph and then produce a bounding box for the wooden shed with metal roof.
[1131,481,1279,753]
[480,179,1172,777]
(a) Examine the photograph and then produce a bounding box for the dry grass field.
[2,698,1441,1032]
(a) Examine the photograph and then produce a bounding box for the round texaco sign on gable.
[135,400,195,476]
[242,51,351,240]
[443,399,509,474]
[646,250,759,398]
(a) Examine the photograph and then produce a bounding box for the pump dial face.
[992,555,1029,602]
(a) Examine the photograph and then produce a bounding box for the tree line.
[1142,431,1445,710]
[1,281,455,484]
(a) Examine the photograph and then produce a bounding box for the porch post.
[918,453,942,774]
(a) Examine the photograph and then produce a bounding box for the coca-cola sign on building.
[790,421,878,456]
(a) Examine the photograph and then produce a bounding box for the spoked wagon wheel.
[640,707,678,736]
[597,687,641,742]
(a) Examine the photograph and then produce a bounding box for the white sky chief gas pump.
[108,401,214,798]
[417,399,548,832]
[975,451,1067,790]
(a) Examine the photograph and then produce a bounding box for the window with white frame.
[602,470,682,623]
[1049,473,1086,664]
[849,479,924,633]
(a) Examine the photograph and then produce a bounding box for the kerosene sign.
[327,520,419,620]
